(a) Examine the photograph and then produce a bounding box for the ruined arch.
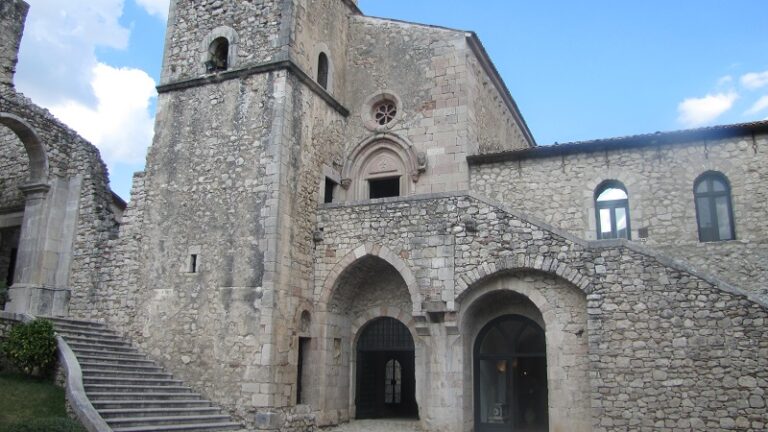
[318,243,421,314]
[0,112,48,183]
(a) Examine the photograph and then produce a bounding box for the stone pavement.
[320,419,422,432]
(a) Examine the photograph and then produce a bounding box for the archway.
[356,317,417,419]
[474,315,548,432]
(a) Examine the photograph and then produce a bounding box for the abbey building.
[1,0,767,431]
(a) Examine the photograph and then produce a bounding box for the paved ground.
[320,419,422,431]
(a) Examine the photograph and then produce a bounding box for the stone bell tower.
[129,0,358,428]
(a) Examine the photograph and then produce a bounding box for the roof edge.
[468,120,768,165]
[465,33,537,148]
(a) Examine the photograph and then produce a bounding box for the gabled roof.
[468,120,768,164]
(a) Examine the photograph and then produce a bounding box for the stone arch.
[200,26,239,73]
[457,269,592,432]
[340,134,425,201]
[319,243,422,314]
[455,255,594,302]
[0,112,48,183]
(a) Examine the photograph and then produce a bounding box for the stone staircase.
[47,317,243,432]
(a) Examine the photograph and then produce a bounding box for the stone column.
[5,181,69,316]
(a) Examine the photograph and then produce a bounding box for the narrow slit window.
[317,52,329,89]
[189,254,198,273]
[369,177,400,199]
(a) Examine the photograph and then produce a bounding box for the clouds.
[136,0,170,20]
[49,64,156,166]
[677,69,768,127]
[13,0,159,174]
[677,92,738,128]
[741,71,768,90]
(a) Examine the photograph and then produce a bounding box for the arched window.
[206,37,229,72]
[317,52,329,89]
[595,181,631,240]
[694,172,735,242]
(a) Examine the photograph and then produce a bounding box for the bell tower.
[134,0,358,429]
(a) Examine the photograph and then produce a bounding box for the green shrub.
[8,417,85,432]
[2,319,57,377]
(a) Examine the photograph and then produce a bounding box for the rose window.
[374,101,397,126]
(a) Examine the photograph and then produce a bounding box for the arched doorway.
[356,317,417,419]
[474,315,548,432]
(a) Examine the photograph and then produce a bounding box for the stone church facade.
[1,0,767,431]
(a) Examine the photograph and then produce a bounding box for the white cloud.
[15,0,130,107]
[49,64,157,165]
[135,0,170,20]
[741,71,768,90]
[746,95,768,115]
[717,75,733,87]
[677,92,738,128]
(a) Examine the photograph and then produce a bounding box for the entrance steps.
[46,317,245,432]
[321,420,422,432]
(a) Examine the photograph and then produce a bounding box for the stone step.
[77,355,156,367]
[91,399,215,410]
[43,316,109,329]
[68,341,138,353]
[111,422,243,432]
[83,375,183,386]
[54,326,124,339]
[107,414,233,428]
[71,347,146,359]
[86,392,203,401]
[60,333,132,347]
[82,367,170,379]
[86,384,193,394]
[98,407,223,419]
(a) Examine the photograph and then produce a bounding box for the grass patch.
[0,371,85,432]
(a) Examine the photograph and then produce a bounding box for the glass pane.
[615,207,628,239]
[479,359,510,425]
[480,327,512,355]
[515,357,549,430]
[697,197,713,229]
[599,208,613,237]
[596,187,627,202]
[715,197,733,240]
[695,180,709,194]
[712,178,726,192]
[516,324,545,354]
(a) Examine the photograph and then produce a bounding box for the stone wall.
[0,126,28,210]
[465,45,530,154]
[314,193,768,431]
[0,0,28,87]
[470,132,768,303]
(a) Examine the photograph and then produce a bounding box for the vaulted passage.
[474,315,548,432]
[356,317,417,419]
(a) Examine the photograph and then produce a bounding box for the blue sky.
[13,0,768,200]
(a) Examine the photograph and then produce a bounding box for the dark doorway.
[474,315,548,432]
[356,317,417,419]
[1,226,21,287]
